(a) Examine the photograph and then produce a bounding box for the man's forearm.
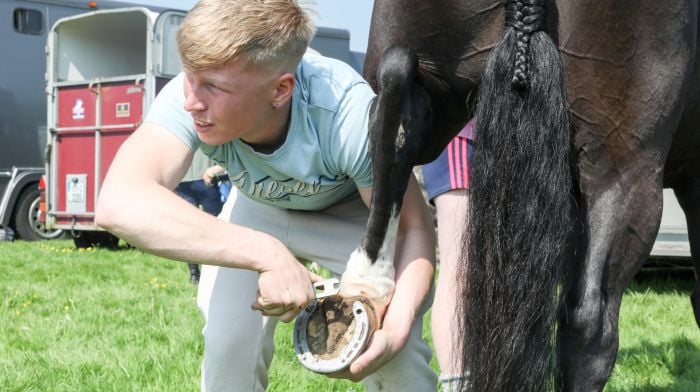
[96,181,280,272]
[383,223,435,340]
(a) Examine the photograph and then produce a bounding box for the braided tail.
[459,0,574,390]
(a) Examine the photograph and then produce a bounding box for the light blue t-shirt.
[145,52,376,211]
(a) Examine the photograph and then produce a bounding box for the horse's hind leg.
[341,46,433,295]
[557,172,664,391]
[673,177,700,327]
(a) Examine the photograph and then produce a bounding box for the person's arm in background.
[95,123,317,321]
[339,175,436,381]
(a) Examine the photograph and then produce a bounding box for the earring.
[272,102,278,110]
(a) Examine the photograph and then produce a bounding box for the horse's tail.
[459,1,574,390]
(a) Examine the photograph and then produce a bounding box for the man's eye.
[207,82,227,92]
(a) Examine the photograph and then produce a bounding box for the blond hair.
[177,0,316,71]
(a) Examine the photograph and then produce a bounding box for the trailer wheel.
[72,230,120,249]
[12,187,66,241]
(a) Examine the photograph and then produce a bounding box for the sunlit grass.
[606,269,700,391]
[0,240,698,391]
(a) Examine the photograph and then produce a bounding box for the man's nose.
[184,88,206,112]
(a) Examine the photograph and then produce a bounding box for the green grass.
[606,269,700,392]
[1,240,698,391]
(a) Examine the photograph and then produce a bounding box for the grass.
[0,240,698,391]
[606,269,700,392]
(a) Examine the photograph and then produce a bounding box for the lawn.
[0,240,698,391]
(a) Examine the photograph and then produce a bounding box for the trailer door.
[151,10,186,97]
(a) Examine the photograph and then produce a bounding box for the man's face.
[183,59,281,146]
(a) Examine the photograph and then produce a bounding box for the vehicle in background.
[0,0,169,242]
[649,189,692,266]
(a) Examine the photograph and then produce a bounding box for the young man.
[95,1,437,391]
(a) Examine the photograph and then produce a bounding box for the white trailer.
[43,7,185,247]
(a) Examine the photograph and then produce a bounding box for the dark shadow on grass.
[110,242,137,252]
[80,240,137,252]
[627,267,695,296]
[610,337,700,392]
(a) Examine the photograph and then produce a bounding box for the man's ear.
[272,72,295,107]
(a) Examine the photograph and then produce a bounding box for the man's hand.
[250,249,322,322]
[202,164,224,187]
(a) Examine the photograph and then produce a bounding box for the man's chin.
[197,133,227,146]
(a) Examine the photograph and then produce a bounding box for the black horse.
[357,0,700,390]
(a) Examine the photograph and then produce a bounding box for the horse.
[357,0,700,390]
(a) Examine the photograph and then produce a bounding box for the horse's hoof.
[293,294,379,373]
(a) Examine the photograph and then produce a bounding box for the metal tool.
[312,278,340,299]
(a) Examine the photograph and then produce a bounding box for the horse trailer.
[43,6,186,247]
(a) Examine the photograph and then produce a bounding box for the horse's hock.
[293,294,379,373]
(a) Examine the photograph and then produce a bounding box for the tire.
[12,186,66,241]
[72,230,120,249]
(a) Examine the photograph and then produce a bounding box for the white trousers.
[197,190,437,391]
